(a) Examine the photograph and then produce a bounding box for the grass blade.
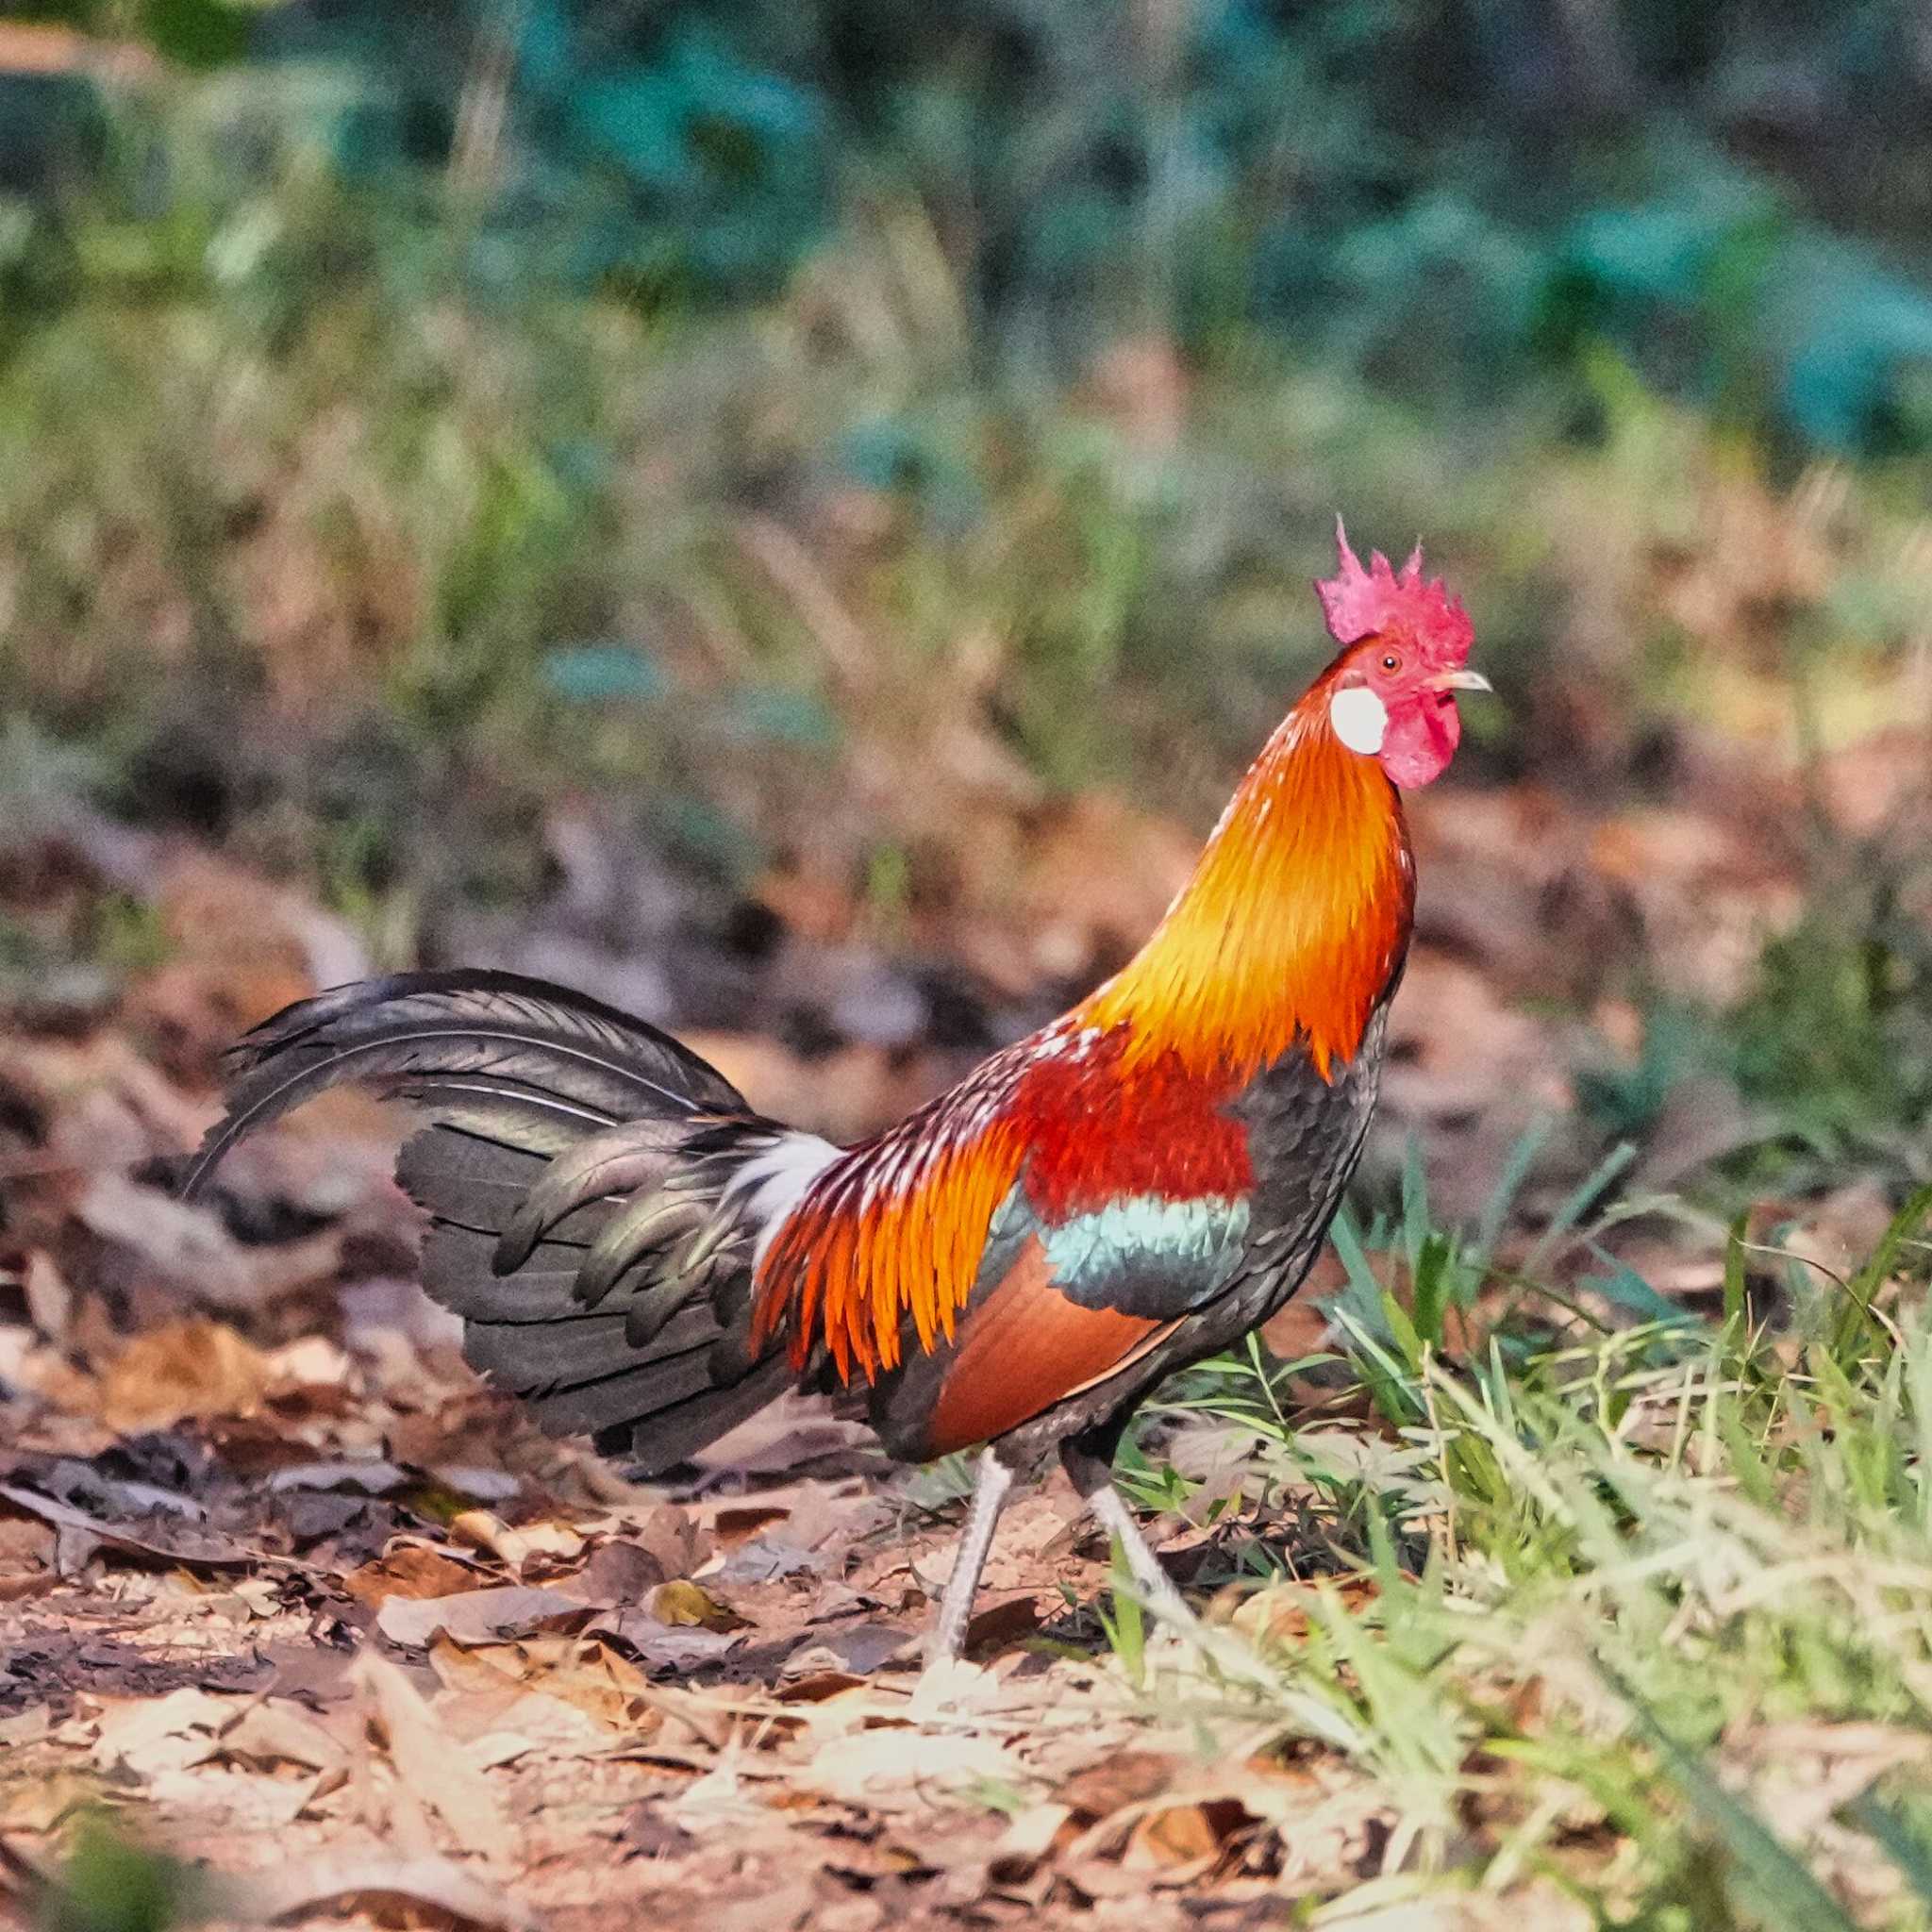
[1600,1665,1860,1932]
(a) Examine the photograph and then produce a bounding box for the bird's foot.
[908,1654,995,1718]
[1085,1480,1199,1631]
[1109,1552,1200,1635]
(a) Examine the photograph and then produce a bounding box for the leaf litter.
[1,739,1927,1927]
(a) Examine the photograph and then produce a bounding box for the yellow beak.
[1428,669,1492,693]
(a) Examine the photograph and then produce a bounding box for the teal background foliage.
[7,1,1932,449]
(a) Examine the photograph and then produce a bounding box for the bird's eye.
[1379,653,1402,675]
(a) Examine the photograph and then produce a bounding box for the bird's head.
[1315,519,1488,789]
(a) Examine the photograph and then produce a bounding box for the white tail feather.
[726,1130,841,1267]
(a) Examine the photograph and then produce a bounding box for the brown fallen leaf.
[711,1504,791,1546]
[354,1652,511,1859]
[625,1501,713,1581]
[450,1508,585,1574]
[584,1610,746,1674]
[0,1772,99,1834]
[962,1591,1043,1657]
[72,1174,344,1318]
[93,1688,239,1781]
[377,1584,588,1650]
[0,1509,57,1584]
[801,1724,1014,1809]
[1121,1797,1251,1872]
[772,1671,870,1705]
[779,1623,915,1678]
[564,1538,665,1607]
[22,1251,73,1344]
[0,1707,52,1746]
[1054,1750,1186,1820]
[199,1700,351,1780]
[0,1483,258,1573]
[1219,1574,1381,1650]
[989,1800,1076,1876]
[342,1542,494,1607]
[266,1459,408,1497]
[95,1319,273,1433]
[252,1853,537,1930]
[428,1634,657,1731]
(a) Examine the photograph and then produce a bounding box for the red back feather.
[753,524,1433,1384]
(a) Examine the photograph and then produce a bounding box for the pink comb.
[1316,517,1473,666]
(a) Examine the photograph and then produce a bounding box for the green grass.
[1111,1179,1932,1924]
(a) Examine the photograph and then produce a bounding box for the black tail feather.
[181,970,746,1198]
[183,970,794,1475]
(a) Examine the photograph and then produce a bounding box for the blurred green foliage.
[40,1813,201,1932]
[5,2,1932,444]
[0,1,1928,1155]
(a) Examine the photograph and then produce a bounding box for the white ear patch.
[1329,686,1389,755]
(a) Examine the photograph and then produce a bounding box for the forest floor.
[4,641,1932,1929]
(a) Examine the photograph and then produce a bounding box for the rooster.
[184,523,1485,1661]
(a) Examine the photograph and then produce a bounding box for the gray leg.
[928,1447,1015,1663]
[1060,1435,1199,1631]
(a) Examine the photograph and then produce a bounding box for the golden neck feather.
[1077,690,1413,1082]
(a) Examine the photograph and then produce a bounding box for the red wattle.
[1378,694,1461,789]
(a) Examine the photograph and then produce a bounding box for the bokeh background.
[7,9,1932,1922]
[4,0,1932,1234]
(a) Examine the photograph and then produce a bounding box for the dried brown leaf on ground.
[341,1542,494,1606]
[95,1320,274,1433]
[376,1585,588,1649]
[251,1853,539,1930]
[354,1651,512,1859]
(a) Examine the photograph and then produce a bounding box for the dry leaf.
[565,1538,665,1607]
[779,1623,914,1678]
[377,1585,586,1650]
[201,1700,350,1778]
[961,1591,1043,1655]
[1121,1798,1250,1871]
[22,1251,72,1343]
[0,1481,257,1572]
[0,1772,98,1833]
[802,1724,1014,1808]
[93,1688,238,1779]
[354,1652,511,1859]
[342,1542,491,1607]
[264,1335,353,1391]
[429,1635,655,1731]
[450,1509,585,1573]
[267,1459,407,1496]
[1224,1582,1317,1648]
[627,1502,713,1580]
[990,1801,1075,1871]
[97,1319,271,1433]
[0,1706,52,1746]
[586,1610,745,1674]
[253,1854,537,1930]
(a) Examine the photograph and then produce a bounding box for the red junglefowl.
[184,522,1486,1661]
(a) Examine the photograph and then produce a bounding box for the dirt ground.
[1,727,1921,1930]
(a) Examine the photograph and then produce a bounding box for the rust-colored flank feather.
[753,663,1414,1383]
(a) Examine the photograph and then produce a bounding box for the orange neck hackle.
[1076,671,1413,1084]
